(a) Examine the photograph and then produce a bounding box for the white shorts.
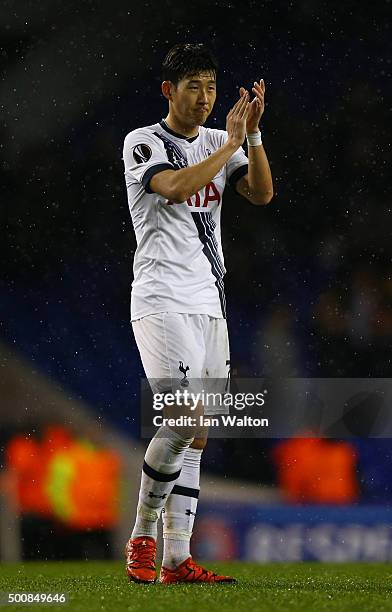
[132,313,230,415]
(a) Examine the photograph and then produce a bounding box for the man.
[122,43,273,584]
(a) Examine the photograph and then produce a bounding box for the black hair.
[162,43,218,86]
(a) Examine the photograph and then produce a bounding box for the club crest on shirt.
[179,361,190,387]
[133,143,152,164]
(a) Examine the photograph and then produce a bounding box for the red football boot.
[125,536,157,583]
[159,556,236,584]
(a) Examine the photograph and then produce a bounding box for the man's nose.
[198,91,209,103]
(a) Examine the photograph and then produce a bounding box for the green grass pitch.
[1,561,392,611]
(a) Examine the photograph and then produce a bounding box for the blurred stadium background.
[1,0,391,565]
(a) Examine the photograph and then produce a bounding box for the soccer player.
[122,43,273,584]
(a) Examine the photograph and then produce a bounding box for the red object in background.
[273,437,359,504]
[4,425,121,530]
[65,444,120,530]
[5,425,74,517]
[5,435,51,516]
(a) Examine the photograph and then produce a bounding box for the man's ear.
[161,80,175,101]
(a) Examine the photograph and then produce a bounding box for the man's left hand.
[239,79,265,134]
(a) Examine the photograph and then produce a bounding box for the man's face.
[170,71,217,125]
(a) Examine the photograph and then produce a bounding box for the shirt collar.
[160,119,199,143]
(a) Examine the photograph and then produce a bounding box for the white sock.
[131,426,193,540]
[162,447,202,568]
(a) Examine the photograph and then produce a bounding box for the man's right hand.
[225,91,250,148]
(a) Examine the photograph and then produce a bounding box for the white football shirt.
[123,119,248,321]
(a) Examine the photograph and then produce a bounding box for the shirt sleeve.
[123,128,174,194]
